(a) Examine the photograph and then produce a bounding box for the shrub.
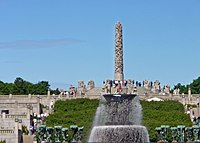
[46,98,99,142]
[22,125,29,135]
[141,100,192,142]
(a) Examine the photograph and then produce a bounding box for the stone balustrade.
[4,114,27,119]
[0,113,28,119]
[0,129,15,134]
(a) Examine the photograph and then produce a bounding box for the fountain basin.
[88,125,149,143]
[103,94,137,102]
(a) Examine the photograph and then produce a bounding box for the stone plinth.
[89,125,149,143]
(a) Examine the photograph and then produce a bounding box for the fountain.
[88,94,149,142]
[88,22,149,143]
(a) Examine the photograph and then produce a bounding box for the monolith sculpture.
[114,22,124,81]
[88,22,149,143]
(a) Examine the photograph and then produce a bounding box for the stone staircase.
[136,87,154,95]
[85,87,102,96]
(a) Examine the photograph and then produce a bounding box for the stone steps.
[136,87,154,95]
[85,87,102,96]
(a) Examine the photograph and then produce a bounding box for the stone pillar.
[47,89,51,96]
[188,87,191,102]
[9,94,12,99]
[30,106,33,117]
[27,105,31,119]
[37,96,41,115]
[2,112,5,119]
[18,119,22,130]
[15,119,19,143]
[28,94,32,99]
[114,22,124,81]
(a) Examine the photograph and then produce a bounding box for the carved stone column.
[114,22,124,81]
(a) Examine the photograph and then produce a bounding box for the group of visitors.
[29,112,47,135]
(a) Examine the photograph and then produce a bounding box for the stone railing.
[5,114,27,119]
[0,126,20,143]
[0,129,15,134]
[0,113,27,119]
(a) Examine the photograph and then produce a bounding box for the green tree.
[190,77,200,94]
[13,77,26,94]
[173,83,188,94]
[0,81,5,95]
[173,76,200,94]
[50,88,60,95]
[33,81,50,95]
[0,77,56,95]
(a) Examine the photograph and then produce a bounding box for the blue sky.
[0,0,200,89]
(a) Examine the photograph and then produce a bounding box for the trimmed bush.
[46,98,99,142]
[141,100,192,142]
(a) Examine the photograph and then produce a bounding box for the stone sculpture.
[46,127,54,142]
[155,127,162,141]
[55,126,62,142]
[114,22,124,81]
[171,127,178,141]
[36,125,84,143]
[177,125,185,142]
[38,125,46,142]
[62,128,69,142]
[193,125,200,142]
[163,84,170,94]
[144,80,151,90]
[127,79,134,94]
[151,80,161,93]
[156,125,200,142]
[160,125,170,142]
[185,127,193,142]
[77,127,84,141]
[77,80,86,95]
[87,80,95,90]
[69,85,76,96]
[70,125,78,142]
[173,88,180,95]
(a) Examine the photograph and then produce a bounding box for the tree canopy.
[0,77,59,95]
[172,76,200,94]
